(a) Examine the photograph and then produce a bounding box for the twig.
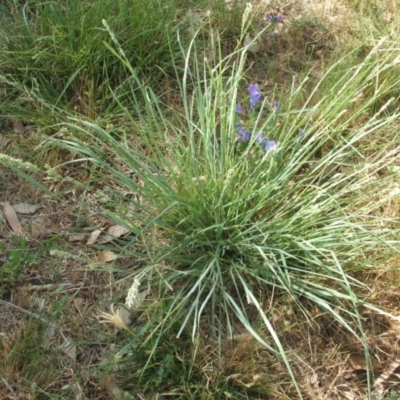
[23,282,83,292]
[0,374,19,400]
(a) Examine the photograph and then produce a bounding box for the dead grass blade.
[3,201,22,235]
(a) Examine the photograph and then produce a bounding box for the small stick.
[0,374,19,400]
[23,283,83,292]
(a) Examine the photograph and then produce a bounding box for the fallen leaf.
[97,224,130,244]
[61,336,77,360]
[244,33,260,53]
[12,119,25,133]
[37,298,58,339]
[107,224,130,237]
[68,233,86,242]
[86,229,102,245]
[137,289,149,305]
[374,359,400,387]
[4,202,22,235]
[232,322,254,341]
[104,375,134,400]
[117,307,132,326]
[348,353,382,371]
[97,250,117,263]
[45,322,57,339]
[0,133,11,149]
[12,202,42,214]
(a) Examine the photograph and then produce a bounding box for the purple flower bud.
[248,83,262,110]
[273,101,280,111]
[261,138,277,151]
[235,104,243,115]
[266,13,283,23]
[236,125,251,142]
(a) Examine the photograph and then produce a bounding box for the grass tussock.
[42,29,400,397]
[1,1,400,399]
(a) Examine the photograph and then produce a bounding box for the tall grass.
[0,0,187,123]
[0,0,250,126]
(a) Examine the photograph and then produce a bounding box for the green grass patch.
[0,0,188,123]
[0,236,58,291]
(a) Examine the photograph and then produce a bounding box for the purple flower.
[248,83,262,110]
[236,124,251,142]
[256,132,263,143]
[235,104,243,115]
[266,13,283,23]
[273,101,280,111]
[261,138,277,151]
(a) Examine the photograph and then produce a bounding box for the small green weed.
[380,390,399,400]
[0,236,58,287]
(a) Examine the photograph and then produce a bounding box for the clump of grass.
[9,25,400,397]
[0,0,186,123]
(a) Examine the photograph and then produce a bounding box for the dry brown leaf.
[244,33,260,53]
[69,234,86,242]
[348,353,382,371]
[97,224,130,244]
[86,229,102,245]
[4,201,22,235]
[61,336,77,360]
[12,202,42,214]
[138,289,149,302]
[97,250,117,263]
[374,359,400,387]
[103,375,131,400]
[12,119,25,133]
[107,224,129,237]
[232,322,254,341]
[68,233,86,242]
[0,133,11,149]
